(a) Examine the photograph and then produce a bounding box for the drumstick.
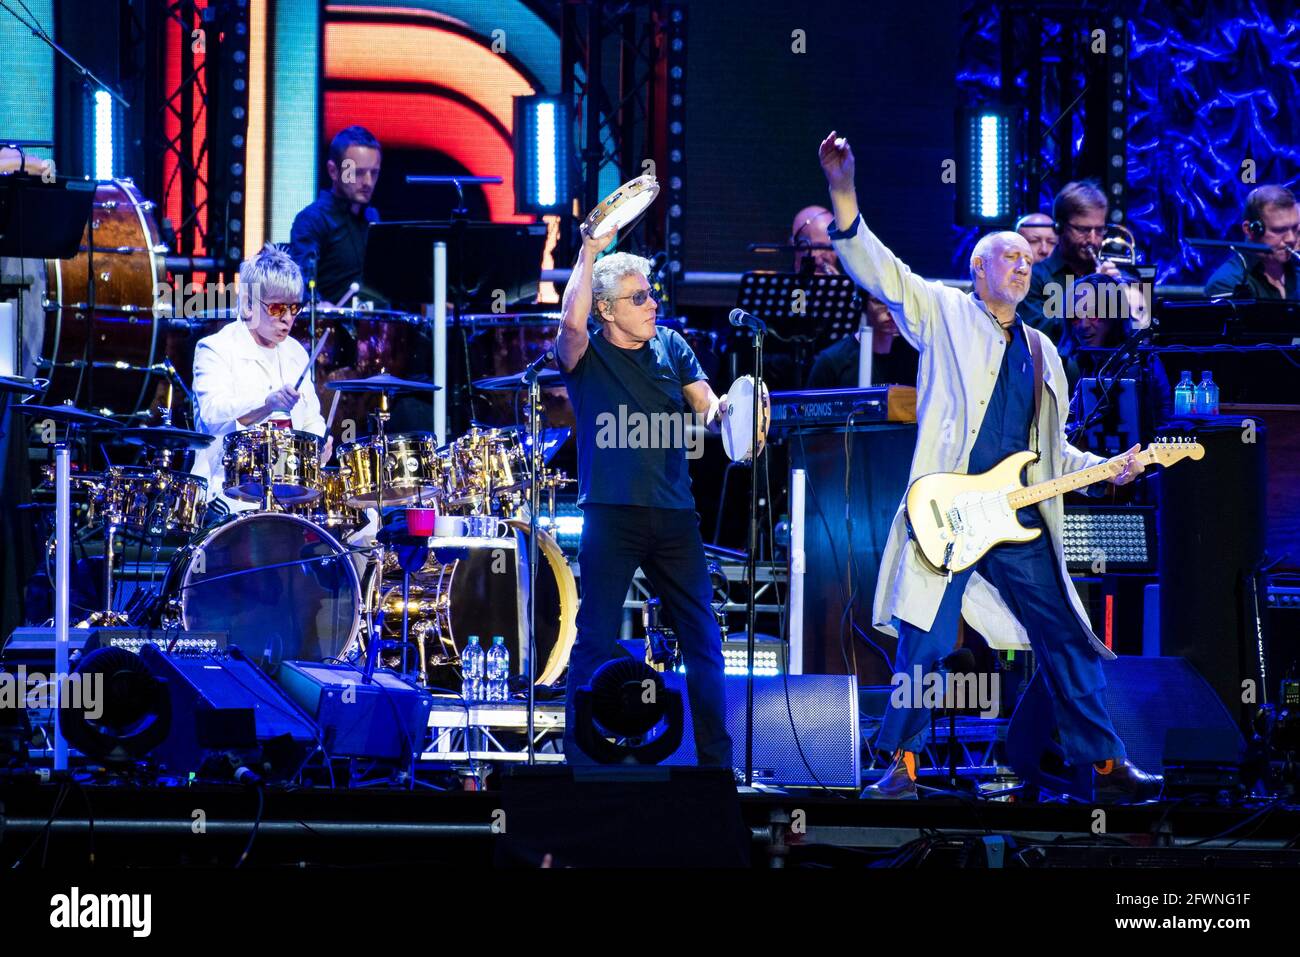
[294,327,331,391]
[325,390,341,431]
[336,282,361,309]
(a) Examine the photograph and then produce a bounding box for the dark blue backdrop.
[956,0,1300,284]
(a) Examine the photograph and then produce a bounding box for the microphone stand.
[731,317,766,787]
[521,351,551,766]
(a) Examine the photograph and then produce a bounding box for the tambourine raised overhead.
[720,375,771,463]
[583,174,660,239]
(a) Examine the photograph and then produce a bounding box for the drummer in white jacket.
[818,132,1160,803]
[191,244,331,516]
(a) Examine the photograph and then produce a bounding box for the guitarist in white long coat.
[818,132,1161,802]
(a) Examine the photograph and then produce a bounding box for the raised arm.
[556,225,618,373]
[818,131,949,350]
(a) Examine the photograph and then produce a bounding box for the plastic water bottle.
[1173,370,1195,416]
[461,635,485,701]
[486,635,511,702]
[1194,370,1219,415]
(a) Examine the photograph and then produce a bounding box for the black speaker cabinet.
[1006,655,1242,800]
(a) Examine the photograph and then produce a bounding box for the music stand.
[1154,298,1300,346]
[0,176,95,378]
[1074,376,1141,456]
[363,220,548,308]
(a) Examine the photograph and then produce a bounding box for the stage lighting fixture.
[572,658,685,764]
[59,646,172,764]
[956,106,1014,226]
[92,90,115,181]
[514,96,571,216]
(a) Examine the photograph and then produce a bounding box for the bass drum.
[42,178,170,418]
[361,520,576,689]
[160,512,361,676]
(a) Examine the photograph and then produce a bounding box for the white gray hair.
[239,243,303,319]
[968,230,1021,285]
[591,251,651,320]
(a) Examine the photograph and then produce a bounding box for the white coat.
[191,319,325,514]
[831,215,1113,657]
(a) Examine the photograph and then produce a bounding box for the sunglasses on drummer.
[258,298,304,319]
[608,289,659,307]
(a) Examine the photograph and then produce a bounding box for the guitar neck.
[1006,449,1157,510]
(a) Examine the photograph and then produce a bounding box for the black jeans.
[564,504,732,767]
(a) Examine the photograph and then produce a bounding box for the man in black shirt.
[289,126,382,305]
[1019,181,1122,344]
[1204,185,1300,299]
[557,226,732,767]
[806,291,919,388]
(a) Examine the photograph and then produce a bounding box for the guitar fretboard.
[1006,449,1160,510]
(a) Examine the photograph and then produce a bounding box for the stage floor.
[3,778,1297,869]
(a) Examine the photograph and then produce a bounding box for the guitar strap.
[1027,325,1044,458]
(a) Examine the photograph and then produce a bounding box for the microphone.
[522,349,554,382]
[162,357,194,401]
[728,308,767,334]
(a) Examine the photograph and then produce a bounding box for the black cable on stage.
[234,783,265,868]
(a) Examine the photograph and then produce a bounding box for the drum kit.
[9,170,688,706]
[11,368,576,692]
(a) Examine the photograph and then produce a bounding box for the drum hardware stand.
[361,385,416,683]
[259,421,280,513]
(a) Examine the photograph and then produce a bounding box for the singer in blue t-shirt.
[556,225,732,768]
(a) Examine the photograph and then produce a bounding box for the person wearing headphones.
[1018,181,1122,344]
[1204,185,1300,300]
[1015,211,1058,265]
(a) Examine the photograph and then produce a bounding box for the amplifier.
[1,627,227,670]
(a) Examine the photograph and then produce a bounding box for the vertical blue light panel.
[269,0,321,243]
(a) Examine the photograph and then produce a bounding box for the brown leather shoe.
[1093,758,1163,803]
[861,750,919,800]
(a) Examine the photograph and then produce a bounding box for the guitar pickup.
[947,507,965,534]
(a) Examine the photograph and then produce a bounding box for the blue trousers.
[878,529,1125,766]
[564,505,732,767]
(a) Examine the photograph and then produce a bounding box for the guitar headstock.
[1144,439,1205,467]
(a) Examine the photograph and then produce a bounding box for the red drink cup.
[407,506,438,537]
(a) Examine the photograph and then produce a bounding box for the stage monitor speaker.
[495,765,749,867]
[276,661,432,760]
[661,672,860,787]
[140,644,318,780]
[1006,655,1243,800]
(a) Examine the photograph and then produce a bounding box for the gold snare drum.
[336,432,444,508]
[222,425,322,505]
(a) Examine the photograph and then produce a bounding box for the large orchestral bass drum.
[42,178,169,418]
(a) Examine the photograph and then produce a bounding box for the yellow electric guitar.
[904,441,1205,574]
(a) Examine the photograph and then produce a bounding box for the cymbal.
[326,373,442,393]
[473,369,565,391]
[14,403,121,430]
[120,425,216,450]
[0,375,45,397]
